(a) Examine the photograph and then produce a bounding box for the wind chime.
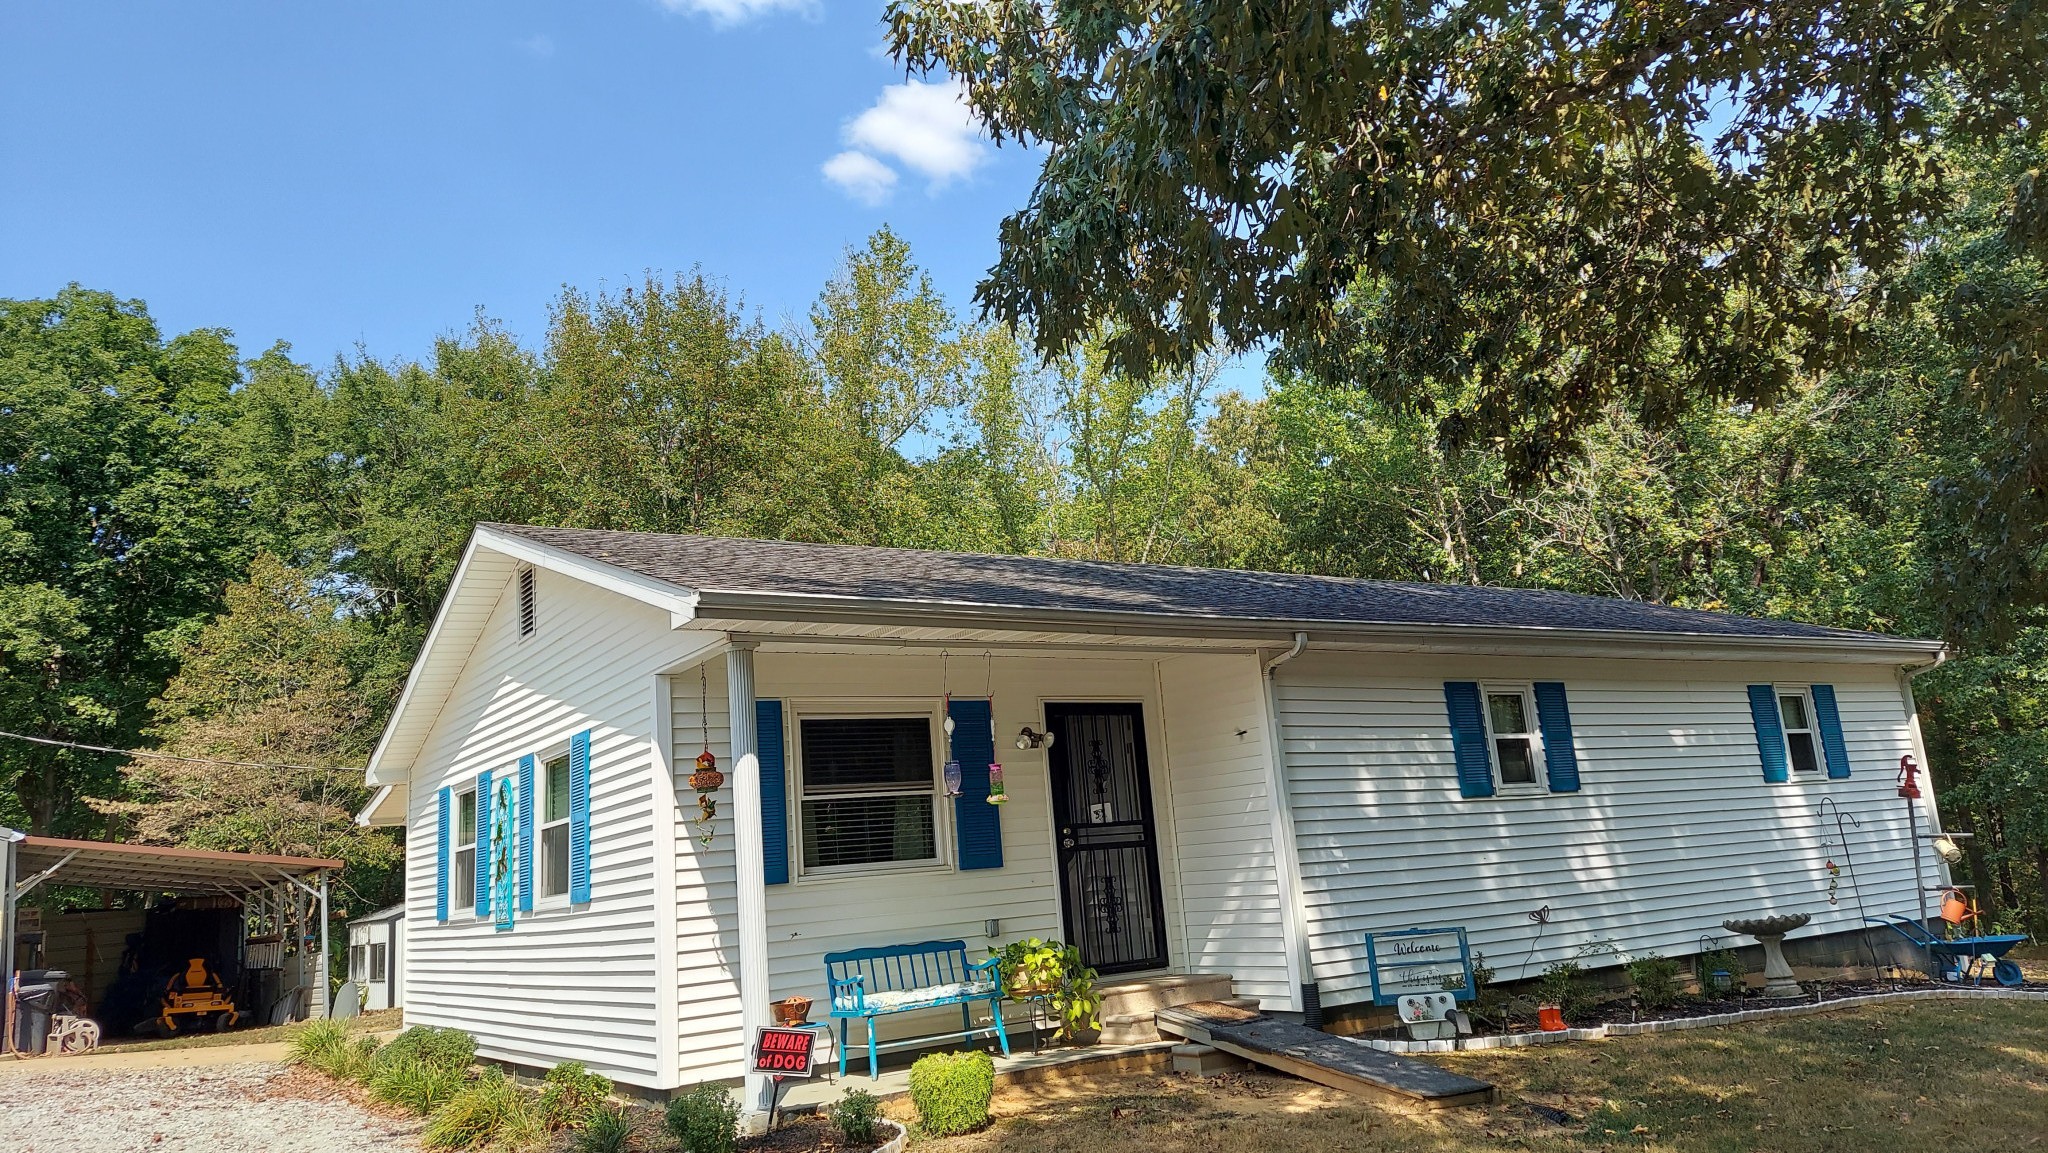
[985,653,1006,805]
[689,664,724,847]
[942,652,962,797]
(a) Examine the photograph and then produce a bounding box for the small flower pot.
[1536,1004,1567,1032]
[771,996,812,1026]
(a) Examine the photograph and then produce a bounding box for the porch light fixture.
[1015,726,1054,751]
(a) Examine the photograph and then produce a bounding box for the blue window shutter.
[517,754,536,912]
[1532,682,1581,793]
[1810,684,1852,779]
[568,729,592,904]
[1748,685,1790,783]
[435,786,451,922]
[475,770,492,915]
[1444,682,1495,798]
[949,698,1003,870]
[757,700,789,885]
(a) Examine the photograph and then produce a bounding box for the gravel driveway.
[0,1062,422,1153]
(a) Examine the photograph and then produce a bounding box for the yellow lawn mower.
[154,957,239,1034]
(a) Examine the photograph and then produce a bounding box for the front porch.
[664,638,1308,1105]
[774,971,1251,1112]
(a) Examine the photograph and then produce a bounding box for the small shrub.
[1697,945,1744,999]
[1460,953,1510,1027]
[332,1035,384,1083]
[1627,952,1684,1011]
[573,1105,632,1153]
[286,1018,349,1067]
[1535,960,1594,1021]
[828,1088,882,1146]
[665,1084,739,1153]
[376,1025,478,1075]
[908,1050,994,1137]
[539,1061,614,1130]
[369,1056,466,1116]
[422,1068,543,1152]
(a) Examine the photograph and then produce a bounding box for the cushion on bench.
[839,979,996,1014]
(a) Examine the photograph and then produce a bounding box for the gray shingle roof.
[491,523,1934,647]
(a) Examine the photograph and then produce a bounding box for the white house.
[358,524,1950,1107]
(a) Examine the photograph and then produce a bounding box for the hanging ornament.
[943,759,963,797]
[692,665,722,847]
[941,652,955,736]
[982,653,1006,804]
[1824,858,1842,906]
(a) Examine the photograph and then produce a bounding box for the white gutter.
[690,594,1944,662]
[1259,633,1321,1024]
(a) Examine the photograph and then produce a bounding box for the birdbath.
[1723,913,1811,998]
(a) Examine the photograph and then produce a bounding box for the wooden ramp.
[1155,1002,1498,1112]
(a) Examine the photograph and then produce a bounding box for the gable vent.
[518,567,537,638]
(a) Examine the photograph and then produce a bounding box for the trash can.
[12,970,68,1056]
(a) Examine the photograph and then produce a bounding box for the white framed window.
[369,942,388,982]
[350,944,365,981]
[454,786,478,912]
[1777,687,1823,775]
[539,750,573,902]
[793,709,943,877]
[1481,684,1545,791]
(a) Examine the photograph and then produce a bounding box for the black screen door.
[1045,703,1169,975]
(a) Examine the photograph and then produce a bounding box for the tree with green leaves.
[93,553,402,912]
[888,2,2047,487]
[0,287,254,833]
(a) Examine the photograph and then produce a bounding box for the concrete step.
[1095,972,1236,1021]
[1098,1012,1161,1046]
[1171,1042,1249,1078]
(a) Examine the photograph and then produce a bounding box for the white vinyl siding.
[668,650,1274,1080]
[402,567,714,1090]
[1155,653,1294,1007]
[1275,651,1935,1006]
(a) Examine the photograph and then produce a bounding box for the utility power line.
[0,729,362,774]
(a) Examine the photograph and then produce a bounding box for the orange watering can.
[1938,887,1976,927]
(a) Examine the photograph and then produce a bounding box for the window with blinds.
[797,716,938,871]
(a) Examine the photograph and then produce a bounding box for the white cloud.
[660,0,814,26]
[844,78,987,186]
[519,34,555,58]
[821,150,900,206]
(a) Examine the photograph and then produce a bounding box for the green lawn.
[917,994,2048,1153]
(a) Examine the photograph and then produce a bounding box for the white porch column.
[726,642,773,1118]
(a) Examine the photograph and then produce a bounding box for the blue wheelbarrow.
[1866,914,2029,987]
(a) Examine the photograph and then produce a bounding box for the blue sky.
[1,1,1049,369]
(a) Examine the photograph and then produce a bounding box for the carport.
[2,829,342,1053]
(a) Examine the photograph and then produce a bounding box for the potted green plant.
[991,938,1100,1041]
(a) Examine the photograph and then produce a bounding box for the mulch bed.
[1354,975,2033,1042]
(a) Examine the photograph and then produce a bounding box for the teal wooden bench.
[824,939,1011,1079]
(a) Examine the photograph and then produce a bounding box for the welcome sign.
[1363,926,1474,1005]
